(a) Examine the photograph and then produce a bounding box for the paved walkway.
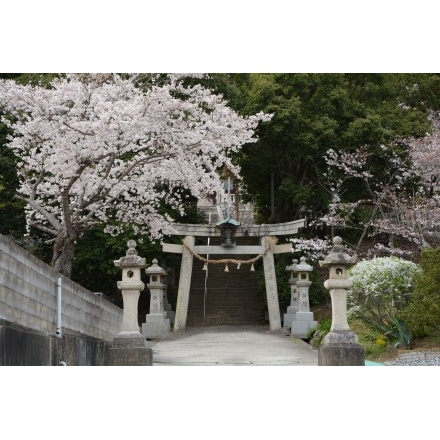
[151,325,319,366]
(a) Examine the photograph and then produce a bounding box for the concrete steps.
[186,237,266,326]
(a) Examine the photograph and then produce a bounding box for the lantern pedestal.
[283,307,297,329]
[318,330,364,366]
[291,312,318,339]
[142,314,171,339]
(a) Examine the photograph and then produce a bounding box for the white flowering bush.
[348,256,422,347]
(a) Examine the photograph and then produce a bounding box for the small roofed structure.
[216,217,240,247]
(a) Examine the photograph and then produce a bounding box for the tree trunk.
[52,232,76,278]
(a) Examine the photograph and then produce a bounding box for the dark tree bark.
[52,232,77,277]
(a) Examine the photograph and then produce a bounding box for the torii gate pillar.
[174,235,194,332]
[262,236,282,331]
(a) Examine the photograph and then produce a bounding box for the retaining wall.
[0,234,123,365]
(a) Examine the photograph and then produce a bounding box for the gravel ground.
[383,352,440,366]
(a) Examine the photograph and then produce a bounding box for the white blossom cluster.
[323,147,372,180]
[367,243,414,258]
[289,237,332,262]
[0,74,272,242]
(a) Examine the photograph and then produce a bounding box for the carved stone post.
[108,240,153,366]
[318,236,364,366]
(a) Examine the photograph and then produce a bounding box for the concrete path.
[151,325,319,366]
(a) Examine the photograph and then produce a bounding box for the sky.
[3,1,439,73]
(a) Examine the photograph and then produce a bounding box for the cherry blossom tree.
[316,121,440,255]
[395,111,440,248]
[0,73,271,276]
[407,112,440,196]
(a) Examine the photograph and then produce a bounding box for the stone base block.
[283,313,295,328]
[318,344,365,366]
[165,310,175,325]
[112,332,151,348]
[142,314,171,339]
[108,332,153,366]
[319,332,365,365]
[295,312,315,321]
[108,346,153,366]
[323,330,359,345]
[291,319,318,338]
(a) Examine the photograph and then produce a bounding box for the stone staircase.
[186,238,266,326]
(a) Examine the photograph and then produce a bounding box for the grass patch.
[349,319,390,359]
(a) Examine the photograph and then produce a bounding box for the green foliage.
[403,247,440,337]
[0,98,25,237]
[384,317,413,348]
[1,73,61,86]
[217,73,439,241]
[0,138,26,237]
[348,256,421,347]
[308,271,329,307]
[71,225,159,304]
[349,318,390,358]
[308,318,332,347]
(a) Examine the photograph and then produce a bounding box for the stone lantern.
[290,256,317,338]
[283,259,298,328]
[142,259,171,339]
[114,240,146,338]
[318,236,364,366]
[109,240,152,366]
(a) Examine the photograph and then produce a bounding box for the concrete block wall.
[0,322,112,366]
[0,234,122,342]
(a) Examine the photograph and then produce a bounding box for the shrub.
[403,247,440,337]
[348,256,421,347]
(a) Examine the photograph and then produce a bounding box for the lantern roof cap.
[294,256,313,272]
[145,258,166,275]
[286,258,298,271]
[216,217,240,227]
[319,236,357,268]
[114,240,146,268]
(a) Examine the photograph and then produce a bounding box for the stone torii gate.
[162,219,305,332]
